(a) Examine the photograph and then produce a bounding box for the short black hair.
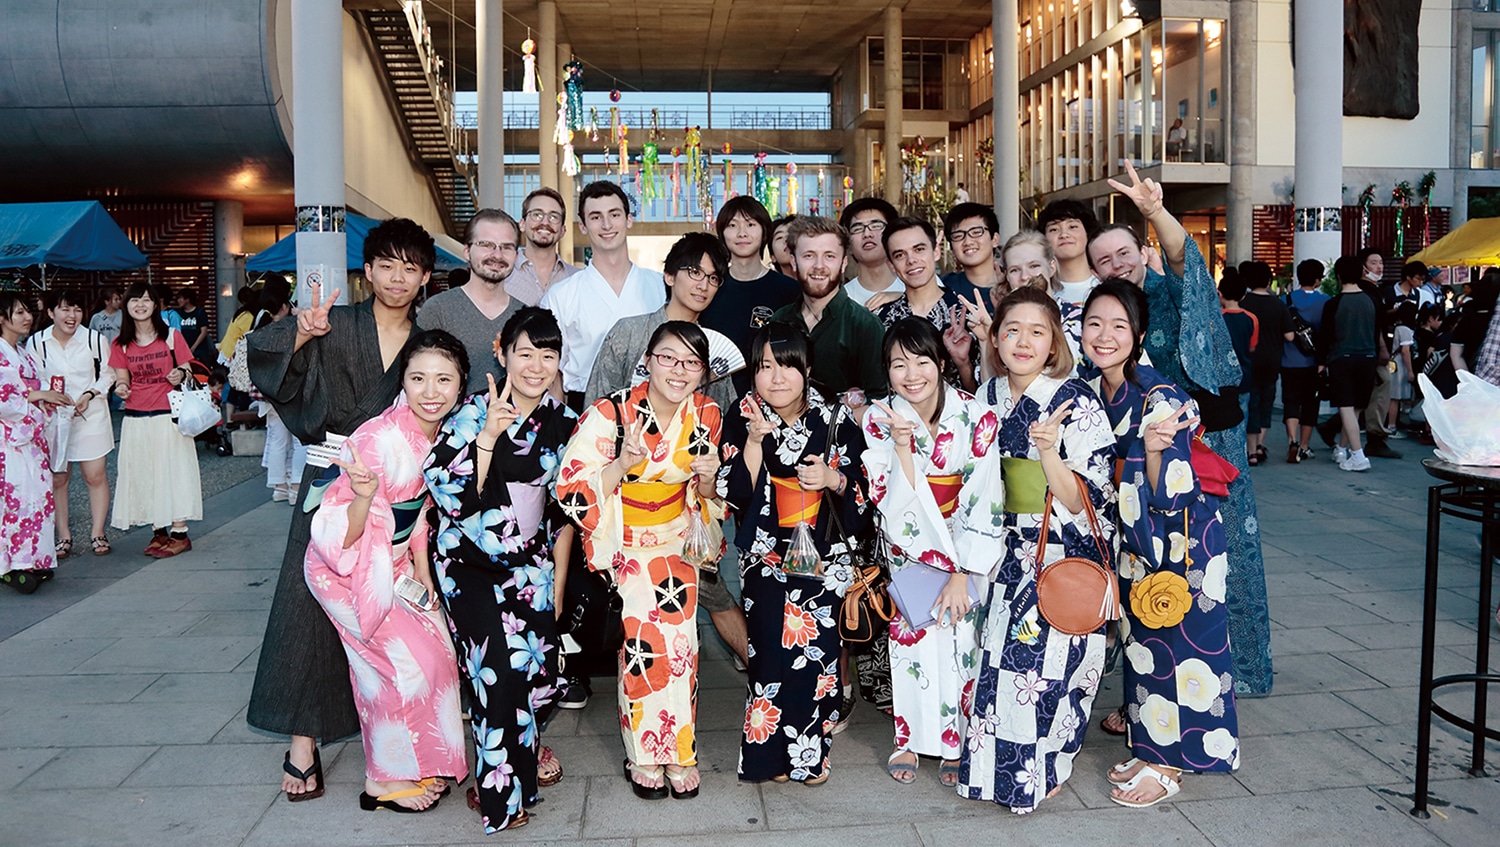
[365,217,436,272]
[578,180,633,217]
[1083,279,1151,384]
[664,232,730,284]
[1334,255,1363,287]
[1218,272,1248,301]
[882,216,937,254]
[1036,199,1100,239]
[177,287,198,305]
[770,215,798,239]
[943,202,999,237]
[882,316,948,424]
[715,196,774,253]
[1239,260,1273,291]
[115,281,169,348]
[748,322,812,410]
[499,306,562,354]
[1402,260,1428,281]
[1296,259,1325,288]
[45,289,89,312]
[838,197,898,230]
[647,320,711,383]
[398,328,470,389]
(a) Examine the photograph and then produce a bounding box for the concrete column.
[1450,5,1474,229]
[1292,0,1342,265]
[214,200,244,338]
[1226,0,1256,263]
[476,0,505,208]
[537,1,559,195]
[557,41,576,263]
[883,4,903,207]
[292,0,347,306]
[993,0,1019,234]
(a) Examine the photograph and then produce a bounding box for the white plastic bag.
[169,385,221,438]
[1417,372,1500,465]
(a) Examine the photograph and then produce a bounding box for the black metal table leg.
[1411,484,1442,819]
[1470,504,1494,778]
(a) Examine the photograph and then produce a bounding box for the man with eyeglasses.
[939,202,1001,308]
[507,187,581,306]
[839,198,905,308]
[416,208,526,393]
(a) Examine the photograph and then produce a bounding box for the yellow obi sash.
[771,477,822,527]
[1001,457,1047,514]
[621,480,687,526]
[926,473,963,519]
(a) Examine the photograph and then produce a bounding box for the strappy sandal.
[1109,763,1181,808]
[537,745,563,787]
[1107,757,1146,785]
[938,759,961,787]
[1100,705,1128,736]
[358,784,440,813]
[887,750,918,785]
[467,786,531,828]
[624,759,667,800]
[55,538,73,559]
[91,536,111,556]
[663,765,700,799]
[283,748,324,802]
[802,768,830,786]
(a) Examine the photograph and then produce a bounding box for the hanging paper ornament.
[699,150,714,227]
[809,198,820,215]
[671,156,682,216]
[610,89,622,103]
[617,123,630,177]
[767,176,781,219]
[588,107,600,142]
[553,93,569,146]
[723,142,733,155]
[1357,184,1376,249]
[786,162,799,215]
[1391,180,1413,258]
[522,38,539,94]
[722,158,735,199]
[843,176,854,208]
[642,140,660,201]
[562,129,580,176]
[685,126,702,191]
[1418,170,1437,249]
[752,152,770,210]
[564,61,584,131]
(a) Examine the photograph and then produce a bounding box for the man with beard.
[507,188,580,306]
[772,215,888,413]
[417,208,526,393]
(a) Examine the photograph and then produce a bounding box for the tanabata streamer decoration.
[843,176,854,208]
[686,126,703,187]
[722,158,736,199]
[1392,180,1414,258]
[617,123,629,177]
[1418,171,1437,249]
[699,149,714,227]
[767,176,781,219]
[564,61,584,131]
[554,93,580,176]
[752,152,770,210]
[588,107,600,142]
[786,163,799,215]
[521,38,539,94]
[671,148,682,216]
[1358,184,1376,249]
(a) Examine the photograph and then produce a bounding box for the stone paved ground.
[2,436,1498,846]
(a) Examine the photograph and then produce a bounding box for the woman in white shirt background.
[25,290,116,557]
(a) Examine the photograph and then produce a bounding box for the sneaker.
[556,676,589,710]
[1340,452,1372,472]
[832,692,855,735]
[153,535,192,558]
[1386,427,1408,440]
[1298,447,1315,462]
[1333,445,1350,465]
[1286,442,1301,464]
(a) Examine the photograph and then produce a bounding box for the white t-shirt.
[1055,276,1100,306]
[541,260,666,392]
[843,276,905,306]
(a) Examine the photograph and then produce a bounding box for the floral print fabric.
[863,386,994,761]
[956,375,1117,813]
[718,389,869,782]
[0,339,55,576]
[423,391,575,831]
[1100,365,1239,773]
[557,383,726,768]
[303,402,467,784]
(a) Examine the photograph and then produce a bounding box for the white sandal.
[1106,757,1144,785]
[1109,763,1181,808]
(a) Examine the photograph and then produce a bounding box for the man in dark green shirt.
[771,216,888,415]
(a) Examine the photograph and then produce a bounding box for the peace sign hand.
[331,442,378,500]
[614,415,649,471]
[942,304,974,362]
[744,398,777,443]
[1106,160,1164,220]
[869,400,915,452]
[480,374,518,441]
[1028,399,1075,454]
[958,292,993,339]
[1143,404,1200,454]
[295,282,342,338]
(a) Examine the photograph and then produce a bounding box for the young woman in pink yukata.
[304,330,470,813]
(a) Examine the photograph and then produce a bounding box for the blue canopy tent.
[246,213,466,273]
[0,201,148,284]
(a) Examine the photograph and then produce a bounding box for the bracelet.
[475,444,493,452]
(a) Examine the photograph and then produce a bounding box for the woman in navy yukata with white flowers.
[422,307,576,832]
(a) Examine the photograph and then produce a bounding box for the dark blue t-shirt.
[1222,309,1257,392]
[698,268,801,395]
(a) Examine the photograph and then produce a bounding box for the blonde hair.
[991,286,1074,378]
[1001,230,1061,294]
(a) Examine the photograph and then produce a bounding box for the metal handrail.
[453,105,833,132]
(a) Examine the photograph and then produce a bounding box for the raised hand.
[1106,160,1164,219]
[1143,403,1200,454]
[744,398,777,442]
[480,374,518,441]
[295,282,342,338]
[331,442,378,500]
[942,304,974,363]
[869,399,915,451]
[957,292,992,340]
[1028,399,1075,454]
[1143,245,1164,276]
[616,415,649,470]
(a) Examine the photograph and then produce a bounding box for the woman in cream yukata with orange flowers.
[863,317,998,789]
[557,320,726,802]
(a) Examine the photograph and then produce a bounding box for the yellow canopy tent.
[1409,217,1500,267]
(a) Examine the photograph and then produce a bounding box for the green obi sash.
[1001,457,1047,514]
[390,496,426,545]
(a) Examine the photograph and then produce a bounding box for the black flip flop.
[283,748,325,802]
[1099,705,1129,737]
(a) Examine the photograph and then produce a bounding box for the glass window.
[1474,30,1495,168]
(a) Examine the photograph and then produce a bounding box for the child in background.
[1387,301,1417,436]
[1218,272,1259,448]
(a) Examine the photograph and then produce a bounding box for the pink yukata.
[0,338,56,577]
[304,401,466,783]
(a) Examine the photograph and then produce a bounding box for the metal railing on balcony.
[454,105,833,132]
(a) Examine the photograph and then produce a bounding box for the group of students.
[232,163,1268,834]
[1,282,211,592]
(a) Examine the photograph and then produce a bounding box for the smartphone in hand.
[395,574,438,611]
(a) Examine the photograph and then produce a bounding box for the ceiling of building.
[370,0,996,92]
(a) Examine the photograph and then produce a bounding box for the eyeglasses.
[675,266,721,288]
[949,225,993,242]
[469,240,517,253]
[649,353,706,373]
[847,221,888,235]
[524,210,564,224]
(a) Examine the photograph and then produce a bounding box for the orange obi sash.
[927,473,964,519]
[771,477,823,527]
[621,480,687,525]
